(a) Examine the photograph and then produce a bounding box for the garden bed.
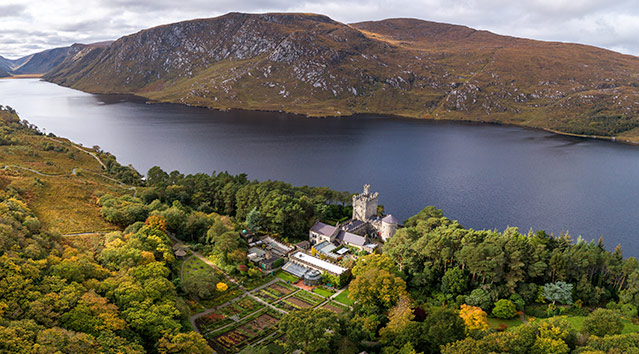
[322,301,349,314]
[255,289,280,303]
[286,297,314,308]
[209,309,282,352]
[274,301,297,312]
[233,296,263,318]
[292,290,324,306]
[196,312,235,333]
[266,282,297,296]
[196,297,264,334]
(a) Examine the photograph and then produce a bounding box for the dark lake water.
[2,79,639,258]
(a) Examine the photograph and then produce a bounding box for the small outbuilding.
[174,248,187,259]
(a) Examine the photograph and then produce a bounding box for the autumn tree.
[380,295,415,340]
[279,308,340,353]
[350,268,407,312]
[459,304,489,333]
[157,332,214,354]
[145,214,168,232]
[352,253,398,277]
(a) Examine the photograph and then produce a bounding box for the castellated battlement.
[352,184,379,221]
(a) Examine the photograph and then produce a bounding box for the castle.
[309,184,399,251]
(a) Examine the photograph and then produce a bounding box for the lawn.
[333,289,354,306]
[274,270,299,283]
[312,287,335,298]
[487,316,526,330]
[561,315,639,334]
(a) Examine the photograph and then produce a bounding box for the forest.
[2,104,639,353]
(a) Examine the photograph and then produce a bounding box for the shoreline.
[0,74,44,79]
[37,76,639,147]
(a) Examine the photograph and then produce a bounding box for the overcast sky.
[1,0,638,59]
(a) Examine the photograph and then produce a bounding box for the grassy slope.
[0,110,130,234]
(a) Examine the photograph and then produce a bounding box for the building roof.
[291,252,348,275]
[282,261,308,278]
[248,247,266,256]
[263,236,293,255]
[314,241,331,252]
[336,230,366,246]
[314,241,340,259]
[382,214,399,224]
[304,269,322,280]
[262,257,278,264]
[341,219,365,232]
[296,241,311,248]
[310,221,338,237]
[174,249,187,257]
[320,243,337,254]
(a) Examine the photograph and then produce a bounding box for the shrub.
[583,309,624,337]
[492,299,517,319]
[621,303,638,318]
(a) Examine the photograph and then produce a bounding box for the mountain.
[0,55,15,77]
[43,12,639,141]
[0,43,111,77]
[0,53,33,76]
[12,46,71,75]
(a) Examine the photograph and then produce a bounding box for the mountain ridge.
[37,12,639,142]
[0,42,113,77]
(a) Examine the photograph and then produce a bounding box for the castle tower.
[381,214,399,241]
[352,184,379,221]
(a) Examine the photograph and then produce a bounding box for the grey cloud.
[1,0,638,58]
[0,4,26,17]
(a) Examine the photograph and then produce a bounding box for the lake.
[2,78,639,257]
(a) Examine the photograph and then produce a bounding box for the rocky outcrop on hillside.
[43,12,639,141]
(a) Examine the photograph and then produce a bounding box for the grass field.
[312,287,335,298]
[333,289,354,306]
[274,270,299,283]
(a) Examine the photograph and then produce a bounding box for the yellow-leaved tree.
[459,304,489,332]
[216,282,228,292]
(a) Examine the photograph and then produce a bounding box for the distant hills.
[0,42,112,77]
[10,12,639,141]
